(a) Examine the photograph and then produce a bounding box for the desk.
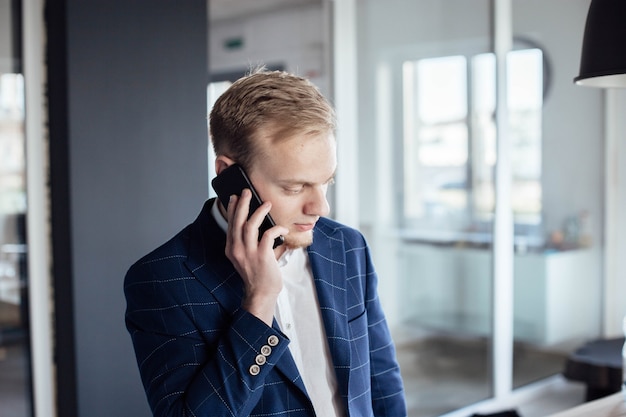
[547,392,626,417]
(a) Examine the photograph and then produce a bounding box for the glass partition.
[355,1,495,415]
[0,0,32,415]
[354,0,603,415]
[511,0,603,389]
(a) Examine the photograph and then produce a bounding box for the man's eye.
[284,187,303,194]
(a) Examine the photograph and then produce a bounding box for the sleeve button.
[267,335,279,346]
[260,345,272,356]
[249,364,260,376]
[255,354,267,365]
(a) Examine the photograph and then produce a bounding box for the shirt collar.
[278,247,299,267]
[211,198,228,233]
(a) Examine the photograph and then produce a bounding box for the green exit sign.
[224,37,244,50]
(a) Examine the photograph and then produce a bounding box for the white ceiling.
[209,0,321,21]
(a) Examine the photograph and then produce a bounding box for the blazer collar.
[185,199,242,314]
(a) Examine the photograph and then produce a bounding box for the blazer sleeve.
[361,241,407,416]
[124,257,290,417]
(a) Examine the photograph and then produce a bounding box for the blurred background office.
[2,0,626,416]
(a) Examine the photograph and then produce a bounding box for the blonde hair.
[209,69,336,170]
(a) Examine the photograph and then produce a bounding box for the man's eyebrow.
[277,173,336,186]
[323,170,337,184]
[277,180,312,186]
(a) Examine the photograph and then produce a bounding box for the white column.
[23,1,56,415]
[604,89,626,337]
[330,0,359,228]
[492,0,514,400]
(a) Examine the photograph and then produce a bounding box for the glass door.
[354,1,495,415]
[0,0,33,415]
[510,0,603,391]
[348,1,605,415]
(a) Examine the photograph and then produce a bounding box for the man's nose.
[305,186,330,217]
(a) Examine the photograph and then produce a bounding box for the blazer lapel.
[184,199,308,396]
[307,221,351,399]
[184,199,243,315]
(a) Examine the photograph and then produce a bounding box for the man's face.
[247,130,337,249]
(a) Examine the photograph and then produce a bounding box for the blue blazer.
[125,199,406,417]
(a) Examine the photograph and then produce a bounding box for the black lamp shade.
[575,0,626,88]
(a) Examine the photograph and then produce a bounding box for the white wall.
[209,4,329,95]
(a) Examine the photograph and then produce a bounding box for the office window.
[402,55,469,226]
[0,73,31,416]
[402,49,543,239]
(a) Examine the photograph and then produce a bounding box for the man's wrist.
[242,294,277,326]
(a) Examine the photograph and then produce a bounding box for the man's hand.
[225,189,288,325]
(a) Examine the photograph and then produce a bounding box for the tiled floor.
[505,378,587,417]
[0,295,31,417]
[395,334,588,417]
[0,342,31,417]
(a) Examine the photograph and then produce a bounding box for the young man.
[124,70,406,417]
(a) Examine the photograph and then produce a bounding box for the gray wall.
[64,1,208,415]
[0,0,14,72]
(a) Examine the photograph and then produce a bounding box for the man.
[124,69,406,417]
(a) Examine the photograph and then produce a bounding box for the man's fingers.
[227,189,272,246]
[259,226,289,250]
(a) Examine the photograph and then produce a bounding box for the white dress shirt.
[275,248,345,417]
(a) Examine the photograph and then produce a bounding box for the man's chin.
[283,231,314,249]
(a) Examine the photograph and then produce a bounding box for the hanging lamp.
[575,0,626,88]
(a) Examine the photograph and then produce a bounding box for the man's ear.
[214,155,236,175]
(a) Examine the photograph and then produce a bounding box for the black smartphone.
[211,164,284,248]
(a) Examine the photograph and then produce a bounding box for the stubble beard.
[283,231,314,250]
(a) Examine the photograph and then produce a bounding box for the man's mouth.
[294,223,316,232]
